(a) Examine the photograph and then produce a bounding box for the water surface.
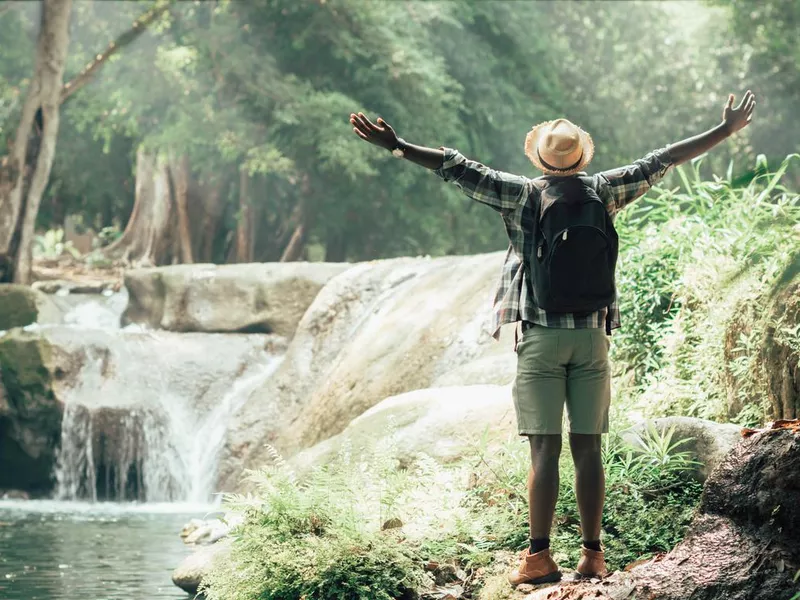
[0,500,211,600]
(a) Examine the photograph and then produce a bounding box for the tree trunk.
[0,0,73,284]
[279,198,306,263]
[103,149,174,267]
[235,169,253,263]
[196,177,225,263]
[169,152,193,264]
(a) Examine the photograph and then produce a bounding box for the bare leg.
[569,433,604,542]
[527,434,562,540]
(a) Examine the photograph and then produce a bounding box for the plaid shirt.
[434,146,674,340]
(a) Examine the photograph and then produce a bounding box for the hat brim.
[524,120,594,176]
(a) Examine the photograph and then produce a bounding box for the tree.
[0,0,171,282]
[0,0,72,284]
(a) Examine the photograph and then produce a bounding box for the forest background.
[0,0,798,280]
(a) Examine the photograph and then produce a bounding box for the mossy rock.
[0,284,60,331]
[0,329,56,412]
[0,330,61,494]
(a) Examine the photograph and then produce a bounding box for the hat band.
[537,149,584,172]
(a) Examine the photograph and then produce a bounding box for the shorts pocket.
[516,328,560,374]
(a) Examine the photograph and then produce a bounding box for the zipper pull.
[537,246,543,258]
[562,230,568,241]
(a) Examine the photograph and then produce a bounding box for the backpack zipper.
[562,230,568,241]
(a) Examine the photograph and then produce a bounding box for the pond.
[0,500,212,600]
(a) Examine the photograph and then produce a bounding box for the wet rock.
[32,280,116,295]
[172,539,232,596]
[181,515,243,545]
[0,284,61,330]
[621,416,742,481]
[0,330,62,494]
[220,252,514,491]
[0,489,31,500]
[122,262,351,337]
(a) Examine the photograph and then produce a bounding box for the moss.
[0,284,41,330]
[0,330,55,413]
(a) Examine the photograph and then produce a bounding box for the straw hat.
[524,118,594,176]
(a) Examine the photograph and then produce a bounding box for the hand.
[722,90,755,135]
[349,112,398,150]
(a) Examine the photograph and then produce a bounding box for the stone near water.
[121,262,352,336]
[0,284,61,330]
[0,489,31,500]
[172,538,232,596]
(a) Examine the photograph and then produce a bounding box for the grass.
[201,423,701,600]
[612,154,800,425]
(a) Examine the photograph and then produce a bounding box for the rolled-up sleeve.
[596,147,674,213]
[434,147,529,215]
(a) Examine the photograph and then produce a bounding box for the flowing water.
[0,500,208,600]
[0,293,287,598]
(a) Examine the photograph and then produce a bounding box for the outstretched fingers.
[735,90,754,111]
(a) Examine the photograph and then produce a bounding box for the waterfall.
[53,345,284,504]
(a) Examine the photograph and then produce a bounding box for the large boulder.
[172,539,232,596]
[217,252,517,491]
[621,416,742,481]
[0,284,61,330]
[290,385,516,473]
[121,262,352,337]
[0,326,281,499]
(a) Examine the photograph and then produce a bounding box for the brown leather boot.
[575,546,608,579]
[507,548,562,586]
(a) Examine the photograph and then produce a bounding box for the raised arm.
[349,112,443,169]
[597,90,756,213]
[349,111,529,214]
[668,90,756,166]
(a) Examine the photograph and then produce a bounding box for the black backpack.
[528,176,618,314]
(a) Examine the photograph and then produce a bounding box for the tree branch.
[59,1,172,105]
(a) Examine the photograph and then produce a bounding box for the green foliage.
[612,155,800,423]
[32,229,80,260]
[451,428,701,575]
[201,433,427,600]
[204,426,702,599]
[7,0,788,264]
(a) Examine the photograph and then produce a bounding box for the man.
[348,90,755,584]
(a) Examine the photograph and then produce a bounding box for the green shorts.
[512,324,611,435]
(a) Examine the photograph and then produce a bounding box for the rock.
[182,515,243,545]
[629,425,800,599]
[290,385,515,473]
[121,262,352,337]
[524,425,800,600]
[32,280,115,295]
[219,253,516,491]
[0,284,61,330]
[621,416,742,481]
[431,353,516,387]
[172,539,232,596]
[1,489,31,500]
[0,330,62,495]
